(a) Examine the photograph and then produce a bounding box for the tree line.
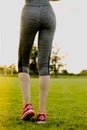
[0,64,17,76]
[0,45,87,76]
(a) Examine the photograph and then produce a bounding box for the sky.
[0,0,87,73]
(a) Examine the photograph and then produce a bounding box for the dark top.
[25,0,50,6]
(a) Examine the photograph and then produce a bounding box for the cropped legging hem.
[18,66,50,76]
[18,66,29,74]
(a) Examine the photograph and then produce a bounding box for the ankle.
[23,100,30,107]
[38,111,46,114]
[38,108,46,114]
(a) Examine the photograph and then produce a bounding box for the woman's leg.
[18,31,36,106]
[18,73,30,106]
[18,6,39,107]
[38,76,50,113]
[38,29,56,114]
[37,5,56,115]
[18,5,40,120]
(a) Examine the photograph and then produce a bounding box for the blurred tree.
[30,46,38,75]
[0,66,7,75]
[7,64,17,75]
[79,70,87,76]
[0,64,17,75]
[4,65,7,75]
[50,45,65,75]
[62,69,68,75]
[29,45,65,75]
[0,66,4,74]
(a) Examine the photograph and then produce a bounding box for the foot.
[20,103,35,120]
[36,113,46,123]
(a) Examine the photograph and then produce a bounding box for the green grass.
[0,77,87,130]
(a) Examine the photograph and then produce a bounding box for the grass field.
[0,76,87,130]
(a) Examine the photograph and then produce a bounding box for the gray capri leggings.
[18,0,56,75]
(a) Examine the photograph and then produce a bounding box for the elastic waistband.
[25,0,50,6]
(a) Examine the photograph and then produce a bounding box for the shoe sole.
[37,121,46,124]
